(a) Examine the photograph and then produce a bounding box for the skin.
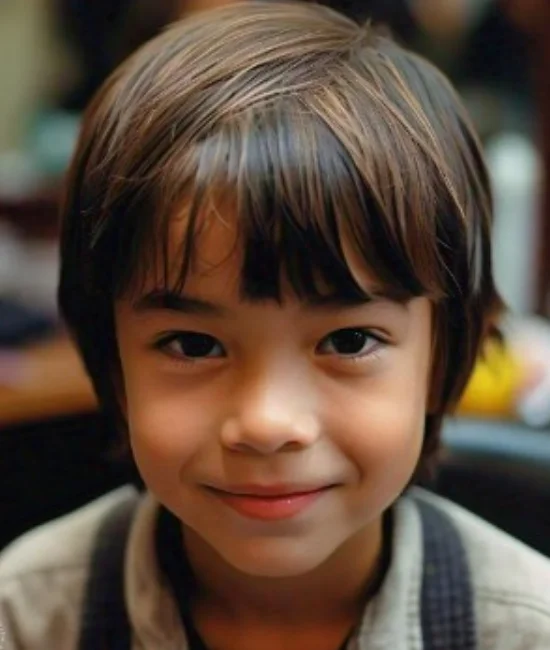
[180,0,238,14]
[115,214,433,649]
[412,0,470,38]
[503,0,547,34]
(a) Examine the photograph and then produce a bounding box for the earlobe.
[110,361,128,420]
[426,348,442,416]
[426,384,441,415]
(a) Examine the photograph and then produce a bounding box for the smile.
[204,485,335,521]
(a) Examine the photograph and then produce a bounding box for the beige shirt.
[0,486,549,649]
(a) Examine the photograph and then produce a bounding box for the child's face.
[115,215,432,578]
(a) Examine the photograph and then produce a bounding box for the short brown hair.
[58,1,501,471]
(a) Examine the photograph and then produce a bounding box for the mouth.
[204,484,336,521]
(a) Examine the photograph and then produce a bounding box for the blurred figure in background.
[55,0,178,111]
[54,0,237,112]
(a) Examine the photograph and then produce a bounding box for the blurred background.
[1,0,550,554]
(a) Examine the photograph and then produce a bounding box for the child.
[1,2,549,648]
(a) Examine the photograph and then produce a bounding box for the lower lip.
[209,488,330,521]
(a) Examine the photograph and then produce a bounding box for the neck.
[182,517,388,626]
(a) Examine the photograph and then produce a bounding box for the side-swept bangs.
[96,99,452,307]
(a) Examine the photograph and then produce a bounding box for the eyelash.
[153,328,387,366]
[315,328,385,363]
[153,332,225,365]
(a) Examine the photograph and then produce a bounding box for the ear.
[426,370,443,415]
[110,359,128,421]
[427,385,439,415]
[426,325,443,415]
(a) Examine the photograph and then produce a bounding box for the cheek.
[121,366,213,477]
[330,360,429,488]
[338,394,424,473]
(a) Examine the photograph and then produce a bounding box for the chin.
[215,537,332,578]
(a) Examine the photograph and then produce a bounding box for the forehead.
[169,201,239,270]
[143,202,387,304]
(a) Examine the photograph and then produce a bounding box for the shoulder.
[410,488,550,649]
[0,485,138,580]
[0,486,138,650]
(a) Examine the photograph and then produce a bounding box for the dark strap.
[78,492,140,650]
[79,493,476,650]
[416,497,477,650]
[155,507,209,650]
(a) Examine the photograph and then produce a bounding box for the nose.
[220,365,320,455]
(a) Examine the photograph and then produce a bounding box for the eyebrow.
[305,291,399,308]
[132,287,404,316]
[133,290,229,316]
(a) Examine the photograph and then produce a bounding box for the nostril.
[294,413,321,440]
[219,412,320,455]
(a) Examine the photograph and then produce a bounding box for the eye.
[316,328,382,358]
[155,332,226,360]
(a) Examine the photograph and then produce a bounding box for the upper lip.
[205,483,335,497]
